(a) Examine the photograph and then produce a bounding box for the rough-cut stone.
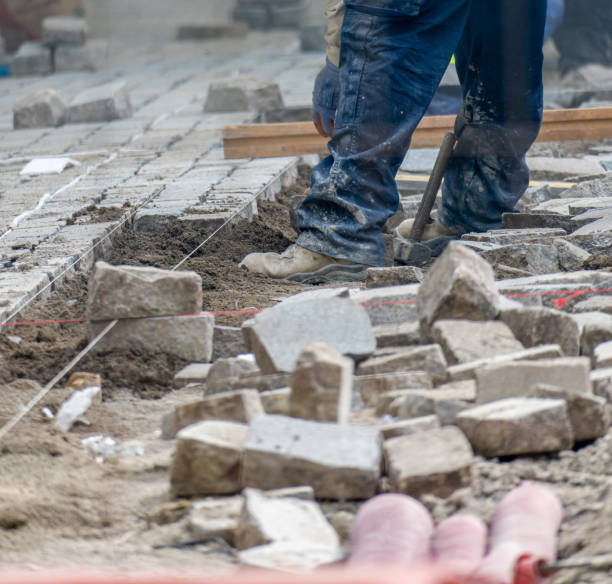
[238,541,342,571]
[446,345,565,381]
[355,371,431,407]
[55,40,109,72]
[392,384,475,420]
[161,390,264,439]
[501,212,577,233]
[42,17,88,45]
[431,320,523,365]
[243,416,382,500]
[233,372,291,391]
[500,306,581,357]
[417,242,500,339]
[170,421,247,496]
[366,266,424,288]
[594,340,612,368]
[457,398,574,457]
[351,284,419,326]
[174,363,212,387]
[89,314,214,362]
[87,261,202,320]
[554,240,592,271]
[188,496,243,545]
[591,367,612,401]
[213,325,248,360]
[462,228,566,245]
[206,357,259,394]
[380,415,440,440]
[573,295,612,315]
[260,388,291,415]
[475,358,591,404]
[383,427,473,498]
[373,321,420,348]
[246,298,376,374]
[11,42,52,76]
[290,342,353,424]
[572,311,612,357]
[532,384,609,442]
[13,89,67,129]
[356,345,447,384]
[205,77,283,113]
[481,243,560,275]
[68,81,132,123]
[235,488,340,555]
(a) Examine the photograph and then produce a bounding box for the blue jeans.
[297,0,547,266]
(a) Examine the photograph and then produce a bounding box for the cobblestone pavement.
[0,32,321,325]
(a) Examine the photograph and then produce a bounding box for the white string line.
[0,161,296,441]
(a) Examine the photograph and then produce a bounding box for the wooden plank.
[223,107,612,159]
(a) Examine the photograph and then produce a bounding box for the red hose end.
[514,555,546,584]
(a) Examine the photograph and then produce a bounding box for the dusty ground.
[0,167,611,582]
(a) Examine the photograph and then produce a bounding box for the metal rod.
[409,130,457,242]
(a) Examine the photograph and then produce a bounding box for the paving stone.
[500,306,581,357]
[171,421,248,496]
[555,64,612,108]
[232,371,291,391]
[417,242,500,340]
[212,325,249,360]
[235,488,340,556]
[526,156,604,179]
[260,388,291,415]
[238,541,343,571]
[89,314,214,362]
[379,415,441,440]
[355,371,432,407]
[373,321,420,349]
[205,357,259,394]
[356,345,447,384]
[11,42,52,76]
[572,295,612,315]
[571,311,612,357]
[461,394,576,456]
[162,390,264,439]
[462,228,566,245]
[557,173,612,200]
[475,358,591,404]
[532,384,609,442]
[246,298,376,374]
[446,345,563,381]
[13,89,67,129]
[87,261,202,320]
[590,367,612,401]
[390,383,476,421]
[593,340,612,368]
[290,342,353,424]
[42,17,88,46]
[133,207,185,231]
[554,239,592,271]
[431,320,523,365]
[366,266,424,288]
[383,427,473,498]
[68,82,132,124]
[501,212,577,233]
[173,363,212,387]
[242,415,382,500]
[351,284,419,326]
[187,496,243,545]
[55,40,109,72]
[481,243,560,275]
[517,184,560,211]
[205,77,283,113]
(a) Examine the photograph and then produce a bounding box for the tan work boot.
[396,218,457,241]
[239,244,367,283]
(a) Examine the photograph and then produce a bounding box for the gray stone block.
[13,89,67,129]
[213,325,249,360]
[42,17,88,46]
[355,371,432,407]
[366,266,424,288]
[383,427,473,498]
[68,81,132,124]
[87,261,203,321]
[373,321,421,349]
[205,77,283,113]
[246,298,376,374]
[242,415,382,500]
[206,357,259,394]
[55,40,109,72]
[457,398,574,457]
[11,42,52,76]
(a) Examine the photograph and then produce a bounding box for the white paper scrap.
[20,158,81,176]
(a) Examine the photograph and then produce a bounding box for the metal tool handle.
[409,130,457,242]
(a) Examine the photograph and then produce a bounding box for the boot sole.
[284,263,368,284]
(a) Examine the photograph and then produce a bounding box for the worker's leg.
[438,0,547,235]
[296,0,472,267]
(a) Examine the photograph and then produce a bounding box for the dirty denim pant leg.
[438,0,547,235]
[297,1,472,266]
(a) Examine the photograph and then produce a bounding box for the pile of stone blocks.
[10,17,108,76]
[86,261,213,361]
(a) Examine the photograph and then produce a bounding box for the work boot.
[396,218,458,241]
[239,244,367,283]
